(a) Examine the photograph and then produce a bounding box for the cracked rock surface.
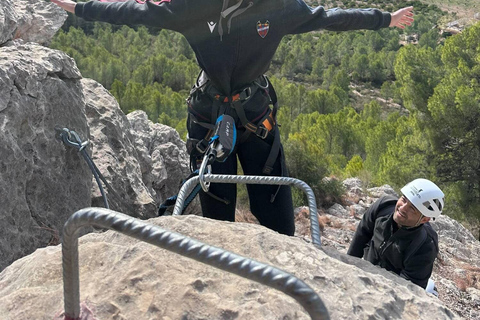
[0,42,91,271]
[0,0,66,46]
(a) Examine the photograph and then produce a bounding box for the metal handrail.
[62,208,329,320]
[173,174,322,247]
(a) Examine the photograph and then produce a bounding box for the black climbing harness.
[159,72,284,215]
[187,72,281,175]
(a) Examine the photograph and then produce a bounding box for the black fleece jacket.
[347,196,439,289]
[75,0,391,95]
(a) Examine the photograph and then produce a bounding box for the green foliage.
[50,24,199,123]
[392,22,480,221]
[345,155,364,177]
[426,23,480,220]
[394,45,443,114]
[283,137,344,207]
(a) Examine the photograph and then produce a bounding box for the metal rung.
[61,208,329,320]
[174,174,322,246]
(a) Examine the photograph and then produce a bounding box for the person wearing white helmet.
[347,178,444,289]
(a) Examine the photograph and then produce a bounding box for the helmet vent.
[435,198,443,211]
[423,201,434,212]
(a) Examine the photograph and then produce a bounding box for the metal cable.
[55,127,109,209]
[173,174,322,247]
[62,208,329,320]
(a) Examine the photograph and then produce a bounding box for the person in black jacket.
[347,178,445,289]
[50,0,414,236]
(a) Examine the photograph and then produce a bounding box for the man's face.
[393,195,428,227]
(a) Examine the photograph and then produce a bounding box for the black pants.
[187,79,295,236]
[188,120,295,236]
[204,132,294,235]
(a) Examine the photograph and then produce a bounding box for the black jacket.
[75,0,391,95]
[347,196,439,288]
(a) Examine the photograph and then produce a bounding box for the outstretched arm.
[389,6,414,29]
[49,0,189,31]
[50,0,76,13]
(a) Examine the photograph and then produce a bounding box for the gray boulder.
[82,79,158,218]
[0,42,90,271]
[127,110,201,216]
[0,0,67,45]
[0,214,460,320]
[0,36,200,271]
[82,81,200,218]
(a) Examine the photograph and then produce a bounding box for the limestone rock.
[326,203,350,219]
[0,0,67,46]
[0,42,90,271]
[431,214,478,244]
[127,110,201,216]
[82,79,200,218]
[342,177,364,190]
[82,79,157,218]
[366,184,398,198]
[0,215,460,320]
[0,36,200,271]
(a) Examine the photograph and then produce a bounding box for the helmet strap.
[414,214,425,227]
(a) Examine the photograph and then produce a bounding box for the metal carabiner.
[199,151,214,192]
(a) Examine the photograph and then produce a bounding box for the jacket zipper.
[379,235,396,257]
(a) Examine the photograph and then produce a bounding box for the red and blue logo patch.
[256,21,270,38]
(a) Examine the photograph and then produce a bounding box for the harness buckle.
[195,139,209,154]
[256,126,269,139]
[243,86,252,100]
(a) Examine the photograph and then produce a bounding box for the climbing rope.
[55,127,111,209]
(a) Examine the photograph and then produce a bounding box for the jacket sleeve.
[75,0,189,32]
[284,0,391,35]
[347,197,383,258]
[400,238,438,288]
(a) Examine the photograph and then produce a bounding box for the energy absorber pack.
[210,114,237,162]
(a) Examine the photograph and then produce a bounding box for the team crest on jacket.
[256,21,270,38]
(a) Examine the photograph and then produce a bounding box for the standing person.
[347,179,444,289]
[50,0,414,236]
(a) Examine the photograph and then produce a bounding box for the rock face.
[0,1,198,271]
[126,110,199,216]
[0,45,198,270]
[0,214,460,320]
[83,79,158,218]
[83,79,199,218]
[0,0,67,45]
[314,179,480,320]
[0,41,91,272]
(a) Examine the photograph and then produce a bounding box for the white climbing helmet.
[401,178,445,218]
